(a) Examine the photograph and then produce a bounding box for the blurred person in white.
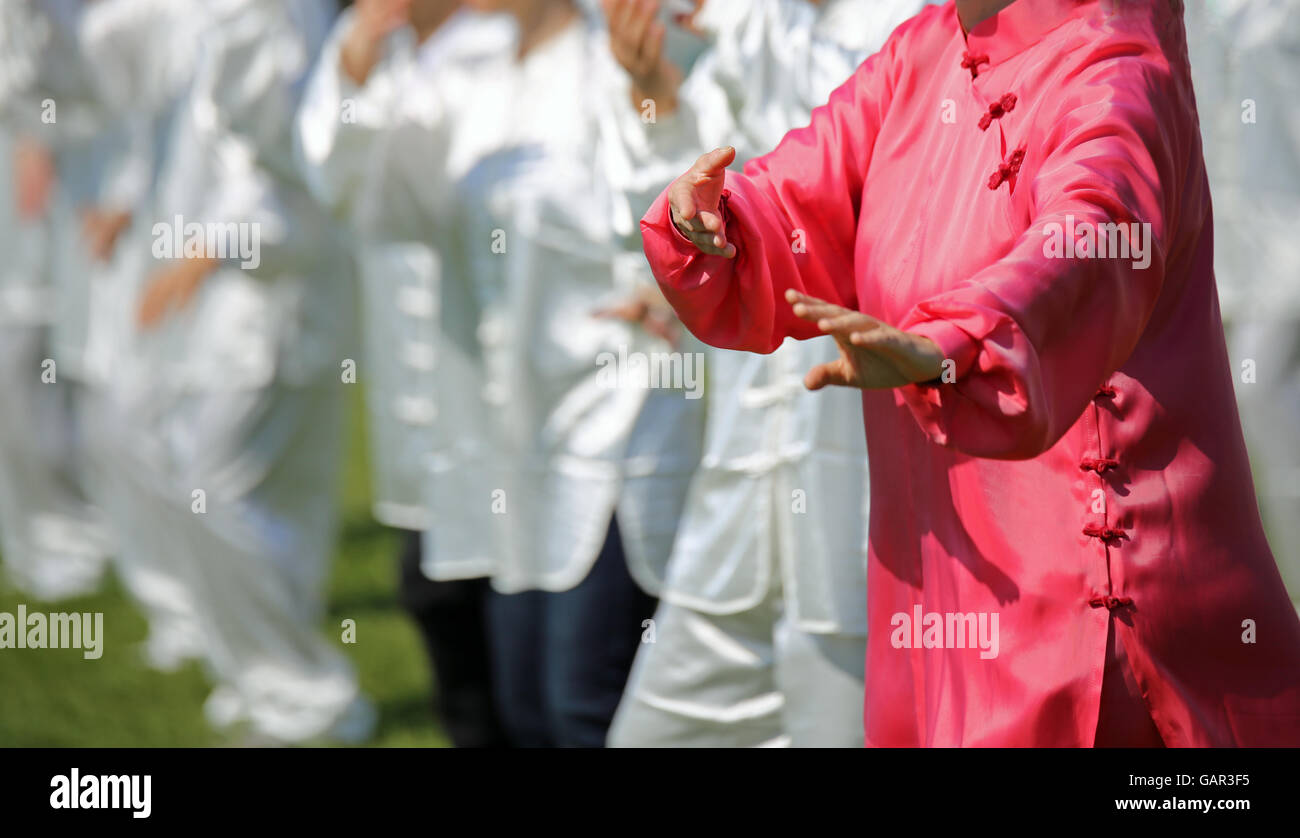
[0,0,117,602]
[52,0,214,673]
[604,0,933,748]
[1186,0,1300,609]
[94,0,371,744]
[296,0,516,746]
[349,0,706,745]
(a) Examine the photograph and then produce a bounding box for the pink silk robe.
[641,0,1300,746]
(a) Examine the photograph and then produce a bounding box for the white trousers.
[0,323,110,600]
[96,373,369,743]
[83,386,206,671]
[608,577,866,748]
[1232,315,1300,604]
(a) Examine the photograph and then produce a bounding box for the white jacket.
[0,0,107,339]
[353,13,705,592]
[134,0,352,394]
[296,9,515,531]
[69,0,205,385]
[92,0,356,507]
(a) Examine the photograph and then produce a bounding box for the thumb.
[695,146,735,179]
[804,359,854,391]
[591,299,646,321]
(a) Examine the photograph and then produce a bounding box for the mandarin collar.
[961,0,1093,67]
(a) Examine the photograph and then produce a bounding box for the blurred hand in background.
[137,257,218,329]
[594,282,683,347]
[603,0,688,114]
[80,206,132,263]
[13,138,55,222]
[342,0,415,84]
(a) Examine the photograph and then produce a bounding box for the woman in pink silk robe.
[640,0,1300,746]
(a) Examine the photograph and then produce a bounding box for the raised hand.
[592,283,683,347]
[137,258,218,329]
[341,0,414,85]
[80,207,133,263]
[13,139,55,222]
[603,0,684,112]
[668,146,736,258]
[787,289,945,390]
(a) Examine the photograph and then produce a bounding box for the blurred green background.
[0,387,449,747]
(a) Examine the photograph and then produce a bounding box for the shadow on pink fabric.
[642,0,1300,746]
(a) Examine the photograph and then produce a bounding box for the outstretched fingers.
[787,289,850,325]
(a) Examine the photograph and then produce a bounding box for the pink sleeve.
[897,55,1190,460]
[640,32,903,354]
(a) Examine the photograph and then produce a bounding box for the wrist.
[632,60,682,115]
[632,85,678,117]
[340,27,384,85]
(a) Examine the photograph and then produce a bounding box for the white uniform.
[0,0,111,600]
[95,0,370,743]
[297,8,516,533]
[340,11,706,595]
[1186,0,1300,605]
[610,0,933,748]
[78,0,265,675]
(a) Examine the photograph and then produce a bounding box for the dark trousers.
[397,529,508,748]
[485,517,657,747]
[1093,616,1165,747]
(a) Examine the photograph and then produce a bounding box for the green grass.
[0,387,449,747]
